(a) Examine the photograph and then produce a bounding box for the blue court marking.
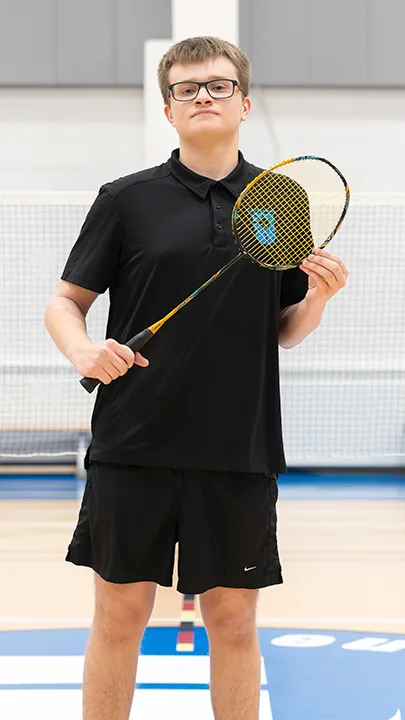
[0,475,81,500]
[0,627,404,719]
[277,471,405,500]
[262,629,405,720]
[0,472,404,501]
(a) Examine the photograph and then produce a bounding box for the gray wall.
[0,0,171,85]
[240,0,405,86]
[0,0,404,86]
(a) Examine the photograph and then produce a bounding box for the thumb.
[134,351,149,367]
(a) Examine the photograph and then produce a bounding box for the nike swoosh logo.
[244,566,257,572]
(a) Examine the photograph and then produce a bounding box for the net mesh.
[1,191,404,467]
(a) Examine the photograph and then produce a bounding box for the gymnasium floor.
[0,472,404,719]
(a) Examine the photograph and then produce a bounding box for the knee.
[94,580,155,644]
[95,603,148,644]
[203,603,257,647]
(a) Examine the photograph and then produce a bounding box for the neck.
[179,134,239,181]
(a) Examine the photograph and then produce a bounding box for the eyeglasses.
[168,79,242,102]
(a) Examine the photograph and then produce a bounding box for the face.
[164,57,251,143]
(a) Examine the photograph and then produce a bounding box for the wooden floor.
[1,494,404,634]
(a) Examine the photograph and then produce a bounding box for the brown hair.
[158,36,251,105]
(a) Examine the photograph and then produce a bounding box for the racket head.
[231,155,350,270]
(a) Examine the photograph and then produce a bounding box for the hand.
[73,338,149,385]
[300,247,349,303]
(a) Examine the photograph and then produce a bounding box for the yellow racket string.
[238,179,312,265]
[233,158,348,268]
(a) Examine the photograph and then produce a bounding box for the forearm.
[44,298,92,365]
[278,295,327,349]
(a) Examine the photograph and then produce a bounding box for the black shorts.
[66,462,282,595]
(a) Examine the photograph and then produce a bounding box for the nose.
[194,86,213,104]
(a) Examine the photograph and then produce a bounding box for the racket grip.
[127,327,154,353]
[79,328,154,394]
[80,376,101,394]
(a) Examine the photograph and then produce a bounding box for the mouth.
[191,110,219,118]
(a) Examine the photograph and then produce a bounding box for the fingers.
[301,257,339,284]
[79,339,149,385]
[302,255,342,284]
[134,352,149,367]
[105,340,149,368]
[299,245,348,301]
[101,341,133,382]
[299,262,329,293]
[312,247,349,278]
[301,250,347,287]
[104,339,135,367]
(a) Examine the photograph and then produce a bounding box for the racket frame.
[232,155,350,270]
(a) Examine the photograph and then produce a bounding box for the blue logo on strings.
[251,210,276,246]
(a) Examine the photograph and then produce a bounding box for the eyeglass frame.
[168,78,243,102]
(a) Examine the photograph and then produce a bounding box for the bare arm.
[278,248,349,350]
[278,295,327,349]
[44,281,148,385]
[44,281,97,363]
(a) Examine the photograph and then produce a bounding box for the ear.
[241,96,251,122]
[164,104,175,127]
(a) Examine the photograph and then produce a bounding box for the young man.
[45,36,348,720]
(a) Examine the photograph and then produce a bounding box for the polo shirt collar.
[167,148,254,200]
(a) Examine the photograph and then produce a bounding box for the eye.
[212,83,227,92]
[177,88,193,98]
[172,83,198,99]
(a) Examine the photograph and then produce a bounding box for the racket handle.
[79,328,154,394]
[80,376,102,394]
[127,327,154,353]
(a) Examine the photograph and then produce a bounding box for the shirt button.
[216,222,222,230]
[215,203,221,209]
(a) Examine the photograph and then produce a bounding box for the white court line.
[1,617,405,626]
[0,522,74,528]
[0,689,273,720]
[256,618,405,624]
[0,655,268,685]
[0,555,62,560]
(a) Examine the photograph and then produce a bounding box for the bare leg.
[200,587,261,720]
[83,574,157,720]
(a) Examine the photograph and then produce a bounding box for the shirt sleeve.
[280,266,308,310]
[61,186,121,294]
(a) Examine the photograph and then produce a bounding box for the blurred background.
[0,2,404,718]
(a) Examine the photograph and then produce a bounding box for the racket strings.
[235,176,314,266]
[237,207,311,266]
[233,161,348,269]
[243,186,311,260]
[239,187,311,264]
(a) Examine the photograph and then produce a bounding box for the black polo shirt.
[61,149,308,474]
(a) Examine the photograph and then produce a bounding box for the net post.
[75,434,87,479]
